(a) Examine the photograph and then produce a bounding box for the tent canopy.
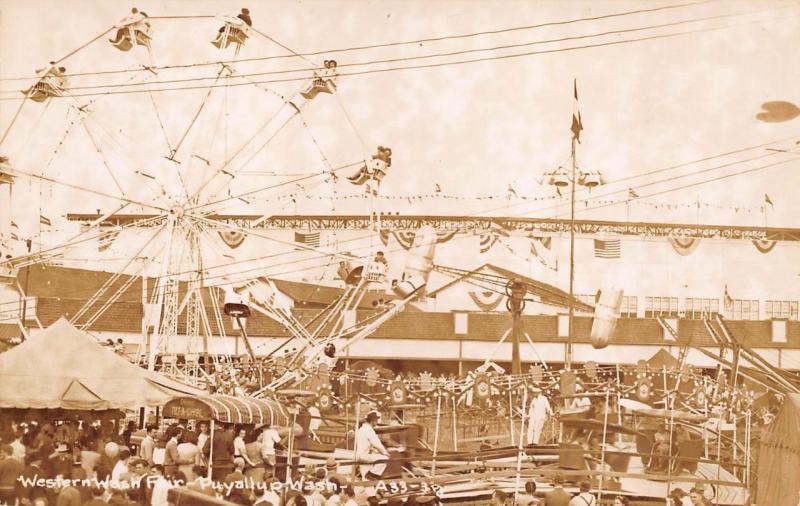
[163,395,289,425]
[0,317,203,410]
[757,394,800,506]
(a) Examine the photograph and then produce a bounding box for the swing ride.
[0,4,795,505]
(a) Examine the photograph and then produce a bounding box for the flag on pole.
[571,79,583,143]
[39,215,51,227]
[765,193,774,207]
[294,231,320,248]
[594,238,620,259]
[628,188,639,199]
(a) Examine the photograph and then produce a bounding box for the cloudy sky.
[0,0,798,295]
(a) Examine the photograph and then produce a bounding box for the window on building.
[685,298,720,319]
[729,299,759,320]
[765,300,799,320]
[621,296,638,318]
[645,296,678,318]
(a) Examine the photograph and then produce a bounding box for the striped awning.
[162,394,288,425]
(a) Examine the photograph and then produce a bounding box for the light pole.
[506,278,528,376]
[546,163,601,370]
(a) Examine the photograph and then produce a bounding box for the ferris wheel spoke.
[6,164,168,212]
[190,159,362,215]
[209,102,306,202]
[188,97,300,204]
[74,221,169,328]
[166,66,227,164]
[2,213,165,270]
[63,71,175,208]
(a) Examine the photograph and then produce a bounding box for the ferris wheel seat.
[300,84,322,100]
[212,26,248,49]
[24,82,65,102]
[110,30,151,52]
[301,78,336,100]
[364,262,387,283]
[346,165,371,185]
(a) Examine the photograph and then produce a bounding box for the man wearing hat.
[355,411,390,479]
[325,456,349,485]
[527,387,552,445]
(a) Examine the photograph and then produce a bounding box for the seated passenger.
[355,411,390,479]
[109,7,152,51]
[300,60,338,100]
[347,146,392,185]
[648,425,673,472]
[336,260,351,281]
[213,8,252,48]
[23,63,68,102]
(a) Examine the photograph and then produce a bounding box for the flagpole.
[567,133,576,371]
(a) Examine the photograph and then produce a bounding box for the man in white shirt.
[139,425,157,466]
[9,431,25,462]
[569,481,596,506]
[255,479,282,506]
[148,464,172,506]
[355,411,389,479]
[196,423,210,465]
[571,385,592,410]
[260,423,282,475]
[527,388,552,445]
[111,448,131,485]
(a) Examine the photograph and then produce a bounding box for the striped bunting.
[752,239,777,254]
[479,234,499,253]
[218,230,246,249]
[668,237,700,256]
[469,290,504,312]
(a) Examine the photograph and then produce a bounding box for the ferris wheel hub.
[168,205,185,219]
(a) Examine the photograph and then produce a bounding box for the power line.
[194,135,799,216]
[0,0,718,83]
[4,3,780,95]
[1,8,792,101]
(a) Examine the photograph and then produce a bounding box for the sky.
[0,0,799,297]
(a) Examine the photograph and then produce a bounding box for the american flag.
[294,231,320,248]
[594,239,620,259]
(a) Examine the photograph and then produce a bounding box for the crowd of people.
[0,415,428,506]
[0,412,729,506]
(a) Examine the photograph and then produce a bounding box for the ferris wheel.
[0,7,409,374]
